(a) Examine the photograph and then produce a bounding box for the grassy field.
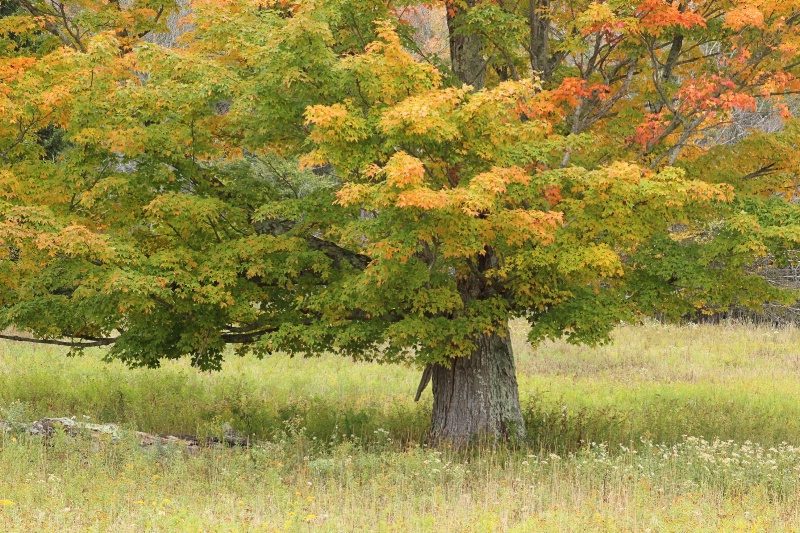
[3,322,800,530]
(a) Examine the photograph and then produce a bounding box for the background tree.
[2,0,800,444]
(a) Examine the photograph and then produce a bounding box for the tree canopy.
[2,0,800,440]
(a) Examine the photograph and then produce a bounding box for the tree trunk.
[432,0,524,447]
[529,0,551,80]
[446,0,486,90]
[430,327,526,445]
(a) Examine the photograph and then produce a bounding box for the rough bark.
[446,0,486,90]
[429,328,526,445]
[529,0,551,79]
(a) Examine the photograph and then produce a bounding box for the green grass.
[3,322,800,530]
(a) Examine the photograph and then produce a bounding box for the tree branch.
[414,363,433,401]
[0,334,117,347]
[254,219,371,270]
[741,163,778,181]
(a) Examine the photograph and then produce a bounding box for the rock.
[2,416,249,452]
[222,423,248,447]
[30,418,79,437]
[27,418,120,440]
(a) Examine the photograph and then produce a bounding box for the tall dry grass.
[2,322,800,530]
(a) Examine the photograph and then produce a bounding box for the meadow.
[3,321,800,531]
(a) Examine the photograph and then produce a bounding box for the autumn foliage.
[1,0,799,378]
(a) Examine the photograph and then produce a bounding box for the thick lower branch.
[254,219,371,270]
[0,334,117,348]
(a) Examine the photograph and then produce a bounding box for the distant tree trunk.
[446,0,486,90]
[430,328,526,445]
[529,0,552,80]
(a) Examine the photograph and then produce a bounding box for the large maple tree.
[3,0,800,443]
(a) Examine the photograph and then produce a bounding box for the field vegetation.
[3,322,800,531]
